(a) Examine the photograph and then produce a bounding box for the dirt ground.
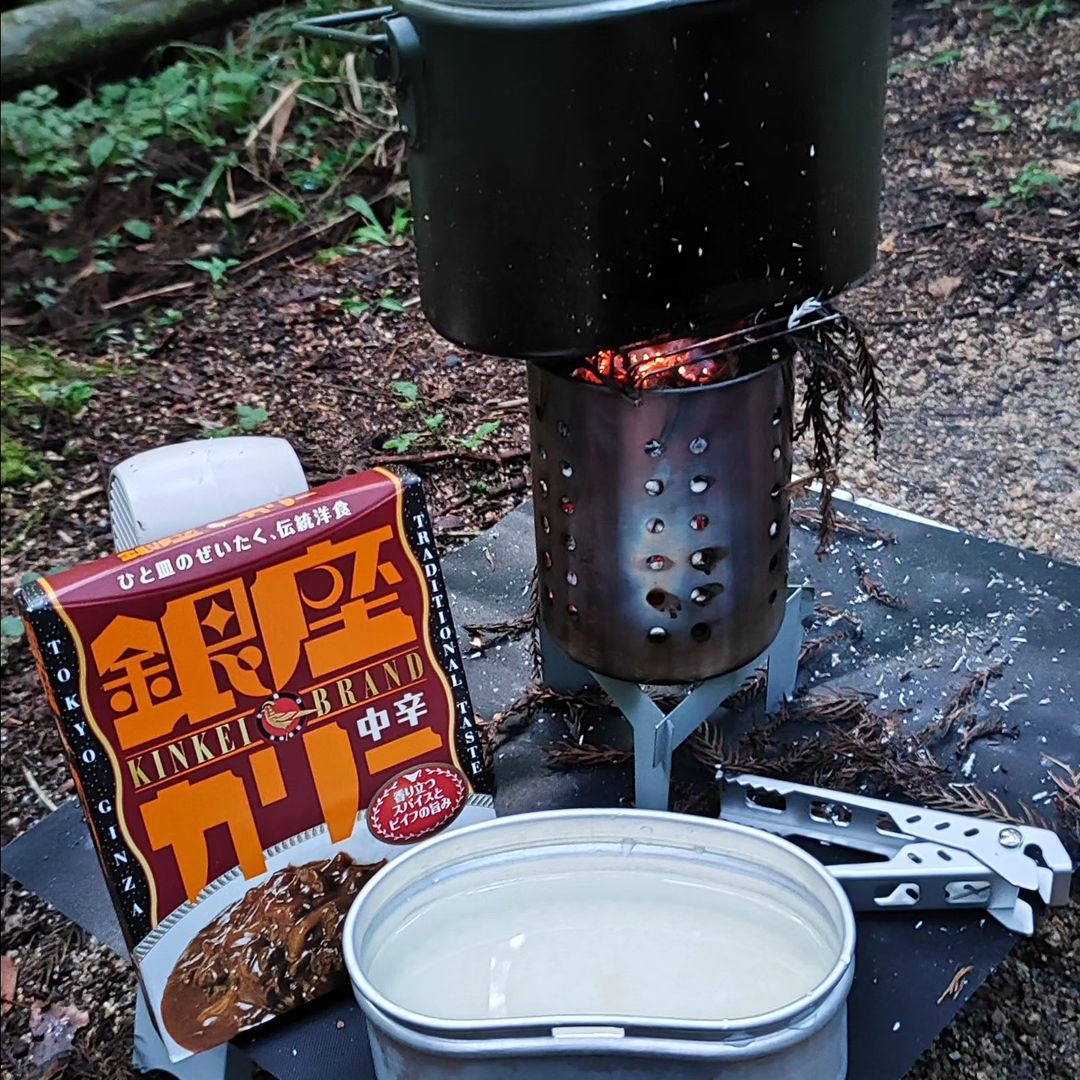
[2,1,1078,1078]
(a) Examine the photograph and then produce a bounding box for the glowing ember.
[573,327,745,390]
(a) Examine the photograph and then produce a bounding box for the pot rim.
[343,808,856,1043]
[389,0,720,29]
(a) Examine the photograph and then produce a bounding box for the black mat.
[4,497,1077,1080]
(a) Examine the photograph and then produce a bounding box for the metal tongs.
[718,771,1074,936]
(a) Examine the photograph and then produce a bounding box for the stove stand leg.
[537,590,810,810]
[765,585,814,712]
[593,671,752,812]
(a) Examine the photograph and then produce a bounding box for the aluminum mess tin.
[343,810,856,1079]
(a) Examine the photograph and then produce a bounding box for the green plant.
[391,381,420,405]
[984,161,1063,209]
[123,219,153,241]
[1,344,105,485]
[1,0,401,287]
[339,296,371,316]
[93,233,126,259]
[90,308,184,359]
[43,247,80,264]
[0,616,25,643]
[888,47,962,77]
[266,194,305,224]
[971,99,1013,132]
[15,275,61,309]
[928,48,962,67]
[382,382,448,453]
[346,194,390,245]
[153,308,185,330]
[9,194,75,214]
[236,404,269,430]
[985,1,1068,32]
[390,206,412,238]
[377,292,406,313]
[1007,161,1063,200]
[2,344,96,427]
[187,257,241,284]
[1,433,47,485]
[455,421,502,451]
[208,403,269,438]
[382,431,426,453]
[1047,100,1080,134]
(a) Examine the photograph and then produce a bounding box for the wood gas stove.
[522,312,851,808]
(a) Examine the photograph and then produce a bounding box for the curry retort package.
[15,468,493,1060]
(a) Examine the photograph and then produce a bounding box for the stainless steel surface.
[528,358,793,683]
[344,809,854,1080]
[719,773,1074,936]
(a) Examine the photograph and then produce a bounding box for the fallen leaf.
[1050,158,1080,178]
[927,275,963,299]
[29,1001,90,1070]
[1,954,17,1014]
[433,513,465,530]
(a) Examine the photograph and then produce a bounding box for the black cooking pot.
[298,1,892,360]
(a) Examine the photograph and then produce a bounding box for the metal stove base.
[539,586,814,809]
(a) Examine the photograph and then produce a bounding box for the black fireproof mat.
[3,497,1077,1080]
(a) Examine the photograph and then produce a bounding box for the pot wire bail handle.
[292,7,395,48]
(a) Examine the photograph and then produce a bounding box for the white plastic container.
[344,809,856,1079]
[109,436,307,550]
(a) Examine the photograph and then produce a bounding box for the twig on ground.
[22,768,57,813]
[545,744,633,769]
[478,684,612,766]
[917,663,1005,748]
[936,965,975,1005]
[780,685,877,724]
[956,717,1016,756]
[232,211,359,274]
[856,564,909,609]
[793,506,897,545]
[813,605,863,632]
[100,280,196,311]
[799,629,857,667]
[441,475,529,514]
[370,447,529,466]
[915,782,1030,825]
[1043,755,1080,852]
